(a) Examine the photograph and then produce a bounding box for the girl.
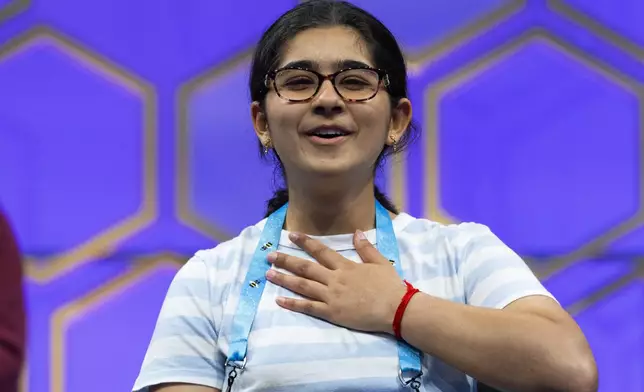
[134,1,597,391]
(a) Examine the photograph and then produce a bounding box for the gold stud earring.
[390,135,397,153]
[264,124,271,154]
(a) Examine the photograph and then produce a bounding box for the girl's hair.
[248,0,419,217]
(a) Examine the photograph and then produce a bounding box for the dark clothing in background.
[0,211,25,392]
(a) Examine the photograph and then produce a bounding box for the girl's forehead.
[279,26,373,70]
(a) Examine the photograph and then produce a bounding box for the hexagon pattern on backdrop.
[51,259,182,392]
[0,27,157,281]
[0,0,29,23]
[177,58,275,241]
[0,1,642,391]
[37,0,298,79]
[345,0,522,57]
[555,0,644,48]
[426,31,640,257]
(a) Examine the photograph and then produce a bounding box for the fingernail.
[267,252,277,262]
[266,270,276,279]
[355,230,367,241]
[289,232,300,241]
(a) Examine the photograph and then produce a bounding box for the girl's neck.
[284,179,378,236]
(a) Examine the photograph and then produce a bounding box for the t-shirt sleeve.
[455,223,557,309]
[132,254,225,391]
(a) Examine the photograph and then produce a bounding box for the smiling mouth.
[306,128,351,139]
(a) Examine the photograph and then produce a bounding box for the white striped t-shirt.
[133,212,554,392]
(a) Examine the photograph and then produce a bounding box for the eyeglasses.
[265,66,390,102]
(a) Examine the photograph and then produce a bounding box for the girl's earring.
[264,123,271,154]
[264,138,271,154]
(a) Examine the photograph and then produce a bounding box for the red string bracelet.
[393,280,420,340]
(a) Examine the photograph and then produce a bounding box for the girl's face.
[252,26,412,183]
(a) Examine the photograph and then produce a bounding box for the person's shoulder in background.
[0,209,26,392]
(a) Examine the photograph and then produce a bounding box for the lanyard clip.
[225,357,247,371]
[224,358,247,392]
[398,368,423,391]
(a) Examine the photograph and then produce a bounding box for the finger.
[267,252,331,284]
[289,233,343,270]
[276,296,329,319]
[353,230,390,265]
[266,270,328,301]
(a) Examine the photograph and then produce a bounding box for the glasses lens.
[273,68,381,101]
[274,69,320,101]
[335,69,380,100]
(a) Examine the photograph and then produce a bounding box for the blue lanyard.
[224,201,423,391]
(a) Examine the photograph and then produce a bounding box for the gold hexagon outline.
[424,28,644,280]
[0,0,29,24]
[547,0,644,61]
[566,257,644,316]
[49,254,185,392]
[374,0,527,214]
[297,0,526,75]
[405,0,526,73]
[0,25,159,282]
[176,49,254,241]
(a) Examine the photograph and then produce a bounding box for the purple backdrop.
[0,1,642,391]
